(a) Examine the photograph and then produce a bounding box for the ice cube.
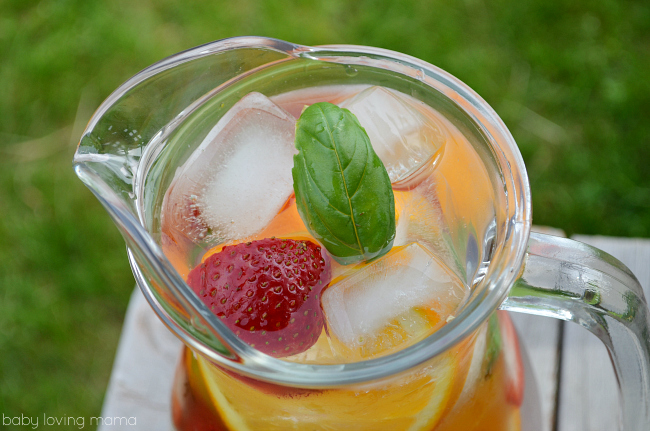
[269,84,369,118]
[322,242,468,360]
[392,179,459,276]
[163,92,297,244]
[339,86,446,182]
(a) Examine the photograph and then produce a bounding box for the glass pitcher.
[73,37,650,430]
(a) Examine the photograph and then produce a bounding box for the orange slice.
[196,357,253,431]
[196,348,462,431]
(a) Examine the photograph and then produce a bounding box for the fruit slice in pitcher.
[499,311,524,406]
[195,347,464,431]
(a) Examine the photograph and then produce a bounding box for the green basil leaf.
[292,102,396,265]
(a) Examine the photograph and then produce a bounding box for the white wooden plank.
[511,313,561,431]
[571,235,650,299]
[98,288,182,431]
[557,235,650,431]
[557,321,619,431]
[531,225,568,239]
[510,225,565,430]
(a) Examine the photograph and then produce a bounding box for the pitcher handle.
[501,232,650,431]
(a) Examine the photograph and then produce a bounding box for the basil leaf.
[292,102,396,265]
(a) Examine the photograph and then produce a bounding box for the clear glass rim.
[75,36,532,387]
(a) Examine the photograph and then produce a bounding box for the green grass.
[1,0,649,426]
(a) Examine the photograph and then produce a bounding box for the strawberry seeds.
[187,238,331,357]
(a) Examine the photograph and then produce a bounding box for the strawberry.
[498,311,525,406]
[186,238,330,357]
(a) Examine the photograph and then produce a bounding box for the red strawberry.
[186,238,330,357]
[498,310,525,406]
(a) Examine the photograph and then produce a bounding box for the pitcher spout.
[72,37,299,366]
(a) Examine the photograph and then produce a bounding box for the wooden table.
[98,233,650,431]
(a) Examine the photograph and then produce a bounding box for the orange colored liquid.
[163,85,522,430]
[171,312,522,430]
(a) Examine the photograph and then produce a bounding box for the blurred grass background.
[0,0,648,425]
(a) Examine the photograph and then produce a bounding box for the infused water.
[161,84,523,430]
